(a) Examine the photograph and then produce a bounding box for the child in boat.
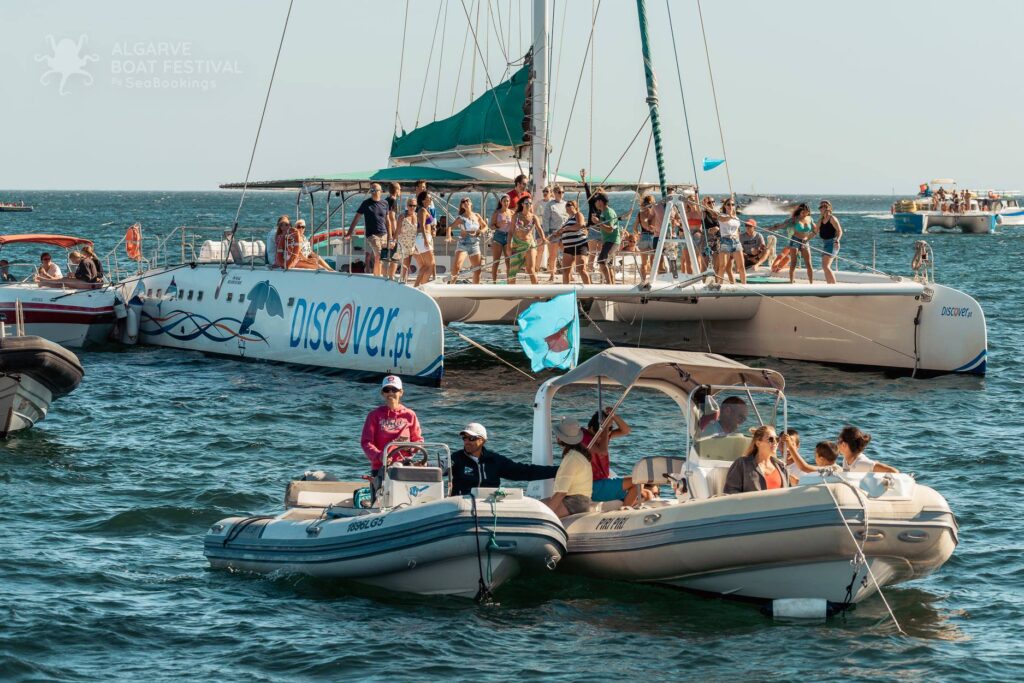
[838,426,899,474]
[785,436,840,485]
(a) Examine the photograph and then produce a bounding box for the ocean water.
[0,191,1022,681]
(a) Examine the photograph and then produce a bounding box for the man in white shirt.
[36,252,62,281]
[699,396,749,437]
[541,185,569,281]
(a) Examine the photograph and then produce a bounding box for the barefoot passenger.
[815,200,842,284]
[447,198,486,284]
[551,200,591,284]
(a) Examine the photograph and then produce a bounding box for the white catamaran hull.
[122,264,446,384]
[560,480,957,604]
[427,271,987,376]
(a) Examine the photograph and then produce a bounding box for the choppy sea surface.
[0,191,1021,681]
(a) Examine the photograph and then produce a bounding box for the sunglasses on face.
[382,387,400,394]
[764,435,778,444]
[461,435,481,442]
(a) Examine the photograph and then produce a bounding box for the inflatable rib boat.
[0,334,84,435]
[205,444,567,598]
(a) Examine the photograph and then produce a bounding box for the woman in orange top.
[723,425,788,494]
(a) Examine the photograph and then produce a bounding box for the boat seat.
[285,480,365,509]
[702,466,731,497]
[629,456,687,485]
[695,433,750,464]
[229,238,267,266]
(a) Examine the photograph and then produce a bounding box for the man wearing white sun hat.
[449,422,560,496]
[361,375,423,475]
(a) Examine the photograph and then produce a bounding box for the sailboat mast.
[635,0,668,197]
[530,0,549,196]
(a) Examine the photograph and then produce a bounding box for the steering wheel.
[385,444,430,468]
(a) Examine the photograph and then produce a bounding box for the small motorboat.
[0,201,33,213]
[205,443,567,599]
[0,332,84,435]
[527,348,958,616]
[0,234,119,347]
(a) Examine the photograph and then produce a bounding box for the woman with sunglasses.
[550,200,591,284]
[724,425,789,494]
[508,197,546,284]
[717,198,746,284]
[446,197,487,284]
[815,200,842,284]
[392,199,419,283]
[489,194,514,283]
[360,375,423,476]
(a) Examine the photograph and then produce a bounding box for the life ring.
[125,223,143,261]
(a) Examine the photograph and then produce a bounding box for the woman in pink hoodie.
[361,375,423,474]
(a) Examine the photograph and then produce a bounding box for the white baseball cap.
[382,375,403,391]
[460,422,488,440]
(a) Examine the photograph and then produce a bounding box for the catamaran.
[212,1,986,378]
[892,179,997,234]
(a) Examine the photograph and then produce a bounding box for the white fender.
[121,306,140,345]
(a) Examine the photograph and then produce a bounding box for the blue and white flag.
[516,292,579,372]
[702,156,726,172]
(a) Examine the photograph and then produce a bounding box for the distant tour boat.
[0,201,33,212]
[892,180,997,234]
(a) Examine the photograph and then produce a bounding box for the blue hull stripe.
[952,349,987,374]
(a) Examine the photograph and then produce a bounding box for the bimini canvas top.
[548,347,785,394]
[0,234,93,249]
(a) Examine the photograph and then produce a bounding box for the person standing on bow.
[815,200,843,284]
[361,375,424,476]
[449,423,560,496]
[542,185,569,282]
[508,197,546,284]
[717,197,746,284]
[346,183,390,277]
[447,197,487,284]
[507,174,531,210]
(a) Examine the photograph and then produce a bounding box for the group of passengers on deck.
[265,174,846,286]
[358,376,894,518]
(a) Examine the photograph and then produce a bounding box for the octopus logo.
[35,35,99,96]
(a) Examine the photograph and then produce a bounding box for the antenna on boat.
[635,0,668,198]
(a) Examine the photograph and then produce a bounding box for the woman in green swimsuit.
[508,198,546,284]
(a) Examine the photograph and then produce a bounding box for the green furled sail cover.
[390,64,530,158]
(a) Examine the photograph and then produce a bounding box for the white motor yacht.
[527,348,958,615]
[205,443,567,599]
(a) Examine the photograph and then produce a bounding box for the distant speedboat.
[206,443,567,598]
[0,333,83,436]
[0,201,33,212]
[528,348,958,615]
[974,191,1024,226]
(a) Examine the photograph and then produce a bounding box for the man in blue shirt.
[346,183,390,276]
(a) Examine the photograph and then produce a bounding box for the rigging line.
[486,0,510,65]
[458,0,524,175]
[552,0,603,179]
[451,0,473,115]
[665,0,699,187]
[471,0,480,99]
[449,328,535,380]
[696,0,733,197]
[433,0,450,122]
[546,0,566,161]
[507,0,512,59]
[415,2,446,128]
[394,0,411,135]
[224,0,295,277]
[624,131,654,236]
[597,113,651,189]
[589,0,595,176]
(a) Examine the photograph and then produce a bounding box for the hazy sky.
[5,0,1024,193]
